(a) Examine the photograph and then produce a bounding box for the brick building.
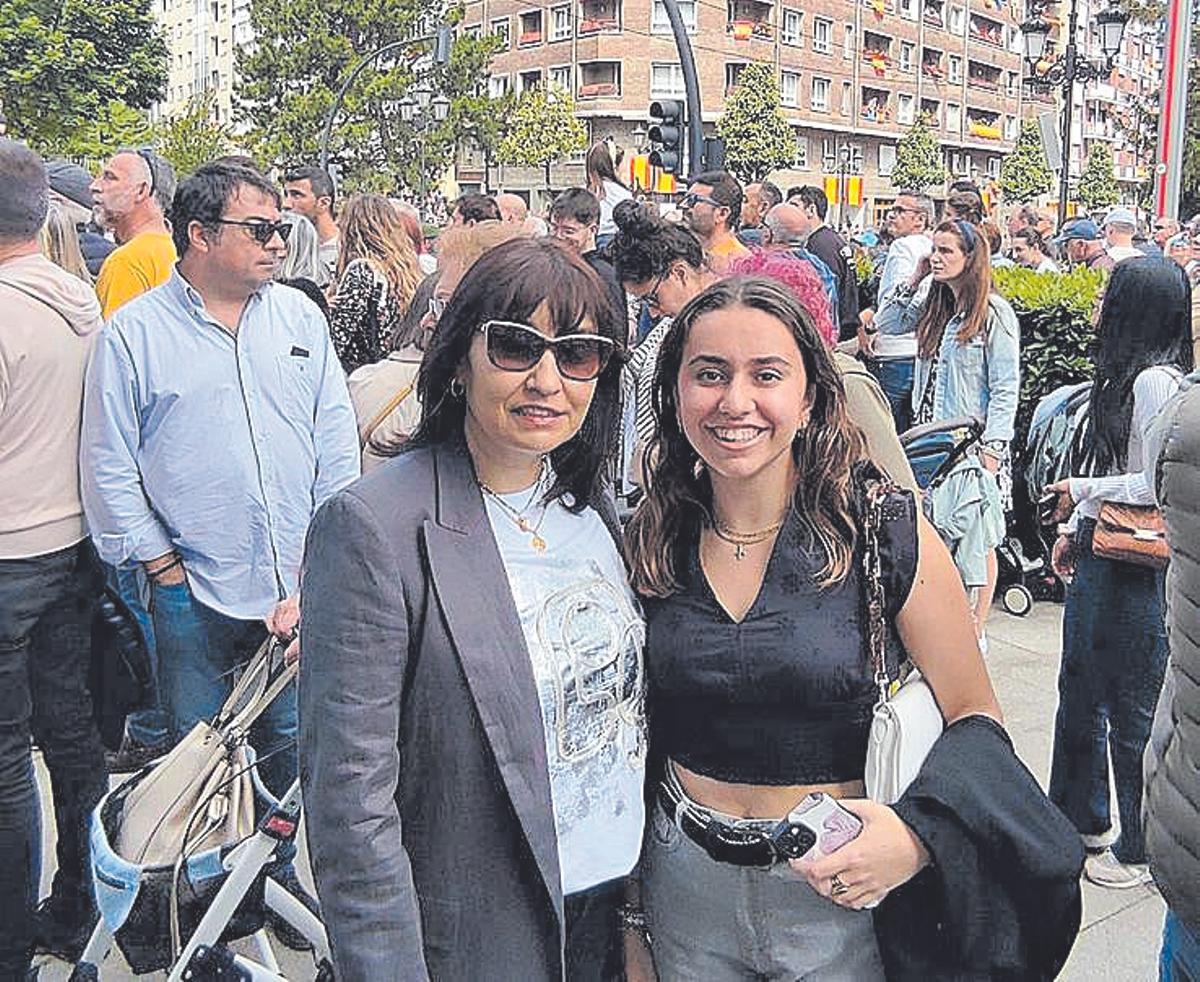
[459,0,1052,224]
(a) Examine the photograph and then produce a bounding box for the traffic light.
[648,99,684,174]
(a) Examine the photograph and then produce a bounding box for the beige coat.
[347,348,423,473]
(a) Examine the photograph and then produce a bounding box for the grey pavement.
[32,600,1164,979]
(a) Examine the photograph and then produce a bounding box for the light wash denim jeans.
[642,801,884,980]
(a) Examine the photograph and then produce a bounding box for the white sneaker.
[1084,849,1152,889]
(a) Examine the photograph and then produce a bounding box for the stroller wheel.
[1002,583,1033,617]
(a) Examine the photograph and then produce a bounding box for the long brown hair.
[915,219,992,359]
[626,276,867,598]
[337,192,420,312]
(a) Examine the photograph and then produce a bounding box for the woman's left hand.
[1044,480,1076,523]
[790,799,930,910]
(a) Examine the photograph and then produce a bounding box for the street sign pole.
[1153,0,1193,219]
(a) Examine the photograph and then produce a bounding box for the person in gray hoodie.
[0,138,107,975]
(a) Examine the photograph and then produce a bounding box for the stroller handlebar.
[898,415,985,448]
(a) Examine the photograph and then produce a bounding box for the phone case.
[788,793,863,856]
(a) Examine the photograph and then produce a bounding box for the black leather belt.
[656,779,781,868]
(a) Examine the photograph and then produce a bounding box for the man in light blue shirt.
[80,164,358,908]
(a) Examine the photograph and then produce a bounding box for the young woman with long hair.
[912,218,1020,646]
[623,276,1000,978]
[1045,258,1194,889]
[38,202,91,284]
[585,141,632,248]
[328,192,421,372]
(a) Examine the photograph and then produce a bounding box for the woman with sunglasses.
[912,219,1020,649]
[1044,259,1193,889]
[299,237,642,982]
[328,192,421,373]
[625,276,1001,978]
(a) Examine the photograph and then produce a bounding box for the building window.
[813,17,832,53]
[518,10,543,45]
[946,102,961,132]
[520,69,542,92]
[841,80,852,116]
[650,62,686,98]
[488,74,510,98]
[491,17,510,48]
[948,55,962,83]
[987,156,1001,178]
[1003,114,1018,140]
[1006,70,1019,97]
[843,24,854,59]
[795,134,808,168]
[725,62,748,96]
[823,137,837,171]
[811,75,831,111]
[781,70,800,107]
[652,0,697,32]
[879,143,897,176]
[899,41,915,72]
[921,98,941,127]
[549,65,572,92]
[948,4,965,34]
[781,8,803,45]
[550,5,571,40]
[897,92,915,124]
[578,61,620,98]
[900,0,918,20]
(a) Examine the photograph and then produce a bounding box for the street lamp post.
[1020,0,1129,226]
[399,89,451,199]
[837,143,853,232]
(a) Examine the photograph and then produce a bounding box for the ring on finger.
[830,873,850,897]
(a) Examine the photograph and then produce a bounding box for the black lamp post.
[837,143,853,231]
[398,86,451,198]
[1020,0,1129,226]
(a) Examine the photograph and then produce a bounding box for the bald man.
[89,150,177,317]
[762,203,839,312]
[496,193,528,225]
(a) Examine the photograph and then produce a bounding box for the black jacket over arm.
[874,715,1085,981]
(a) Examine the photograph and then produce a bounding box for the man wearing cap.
[46,159,114,277]
[1103,207,1143,263]
[681,170,749,272]
[1056,218,1115,271]
[90,149,177,318]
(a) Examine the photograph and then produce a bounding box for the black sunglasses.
[682,192,723,210]
[481,320,615,382]
[135,147,157,197]
[214,219,292,246]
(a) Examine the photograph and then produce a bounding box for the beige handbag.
[115,638,296,867]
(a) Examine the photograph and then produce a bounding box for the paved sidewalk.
[32,600,1164,979]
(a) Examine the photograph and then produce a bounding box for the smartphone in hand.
[770,792,864,860]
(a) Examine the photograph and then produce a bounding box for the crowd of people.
[1,130,1199,982]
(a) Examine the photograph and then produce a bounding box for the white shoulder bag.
[860,478,945,805]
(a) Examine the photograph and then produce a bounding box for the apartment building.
[460,0,1049,222]
[151,0,250,125]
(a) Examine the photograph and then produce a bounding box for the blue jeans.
[1161,910,1200,981]
[106,563,170,748]
[0,542,108,978]
[867,356,914,435]
[1049,522,1168,864]
[150,580,297,802]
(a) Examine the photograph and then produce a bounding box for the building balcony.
[923,1,945,29]
[578,81,619,98]
[967,109,1002,139]
[968,13,1003,46]
[578,0,620,33]
[864,49,891,76]
[728,18,773,39]
[861,86,893,122]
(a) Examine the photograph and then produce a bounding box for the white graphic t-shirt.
[483,481,646,895]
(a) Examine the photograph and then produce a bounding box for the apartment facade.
[151,0,250,125]
[460,0,1050,222]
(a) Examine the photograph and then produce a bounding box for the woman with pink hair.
[729,249,838,347]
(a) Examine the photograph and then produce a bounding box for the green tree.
[715,62,797,182]
[0,0,166,153]
[158,92,235,179]
[54,100,155,167]
[1077,141,1121,209]
[236,3,502,191]
[495,85,587,190]
[889,115,946,191]
[999,119,1054,203]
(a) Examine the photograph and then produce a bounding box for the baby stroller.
[71,638,332,981]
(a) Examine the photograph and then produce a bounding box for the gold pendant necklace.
[711,517,786,561]
[479,462,551,552]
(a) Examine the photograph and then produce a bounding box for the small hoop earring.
[449,378,465,399]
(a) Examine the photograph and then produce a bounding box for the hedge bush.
[992,264,1107,455]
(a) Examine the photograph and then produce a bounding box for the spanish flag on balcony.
[730,19,754,40]
[871,0,886,17]
[869,53,887,75]
[823,175,864,206]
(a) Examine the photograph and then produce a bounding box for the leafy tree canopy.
[237,2,503,192]
[495,85,587,187]
[1000,119,1054,203]
[0,0,167,153]
[890,115,945,192]
[1077,140,1121,209]
[158,92,235,179]
[716,62,797,183]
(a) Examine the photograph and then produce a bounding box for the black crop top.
[644,488,919,786]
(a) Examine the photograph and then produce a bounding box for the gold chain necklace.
[710,516,786,561]
[479,462,551,553]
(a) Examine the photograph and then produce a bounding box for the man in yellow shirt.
[680,170,751,273]
[90,149,177,318]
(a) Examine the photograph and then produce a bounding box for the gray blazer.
[299,441,621,982]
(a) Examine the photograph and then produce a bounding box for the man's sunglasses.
[481,320,615,381]
[135,148,158,197]
[682,192,723,210]
[214,219,292,246]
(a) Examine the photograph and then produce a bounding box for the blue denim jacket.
[912,293,1021,445]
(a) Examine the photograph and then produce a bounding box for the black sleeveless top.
[644,489,919,785]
